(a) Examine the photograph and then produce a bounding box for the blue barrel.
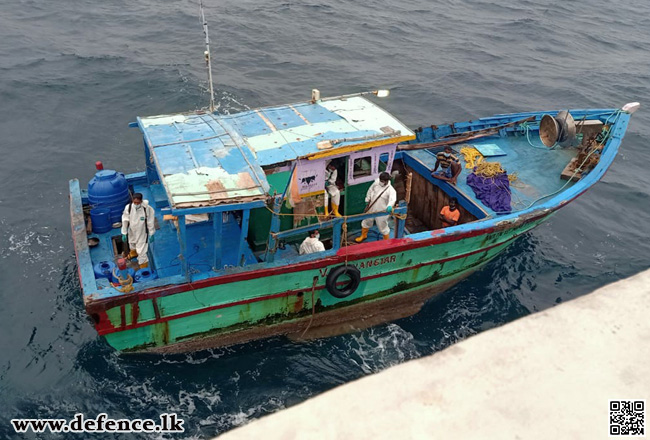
[111,267,136,284]
[135,268,157,283]
[88,169,131,224]
[90,207,112,234]
[94,261,116,279]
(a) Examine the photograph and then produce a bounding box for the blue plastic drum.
[93,261,116,279]
[88,169,131,224]
[134,268,157,283]
[90,207,112,234]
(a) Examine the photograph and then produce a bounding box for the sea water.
[1,0,649,438]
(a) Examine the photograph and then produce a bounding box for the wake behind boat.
[69,91,638,353]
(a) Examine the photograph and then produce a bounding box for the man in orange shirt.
[440,197,461,228]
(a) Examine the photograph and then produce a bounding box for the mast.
[200,0,216,113]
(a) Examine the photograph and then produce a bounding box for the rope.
[112,272,134,293]
[264,203,329,218]
[474,161,506,178]
[300,277,319,338]
[488,109,623,215]
[492,123,616,215]
[342,220,349,266]
[263,201,399,222]
[519,121,556,150]
[459,146,483,169]
[473,161,519,183]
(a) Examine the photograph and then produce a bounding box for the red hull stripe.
[103,210,547,307]
[98,233,518,336]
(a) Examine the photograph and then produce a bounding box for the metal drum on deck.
[90,207,112,234]
[93,260,116,279]
[88,169,130,224]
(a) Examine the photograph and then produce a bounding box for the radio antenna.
[200,0,216,113]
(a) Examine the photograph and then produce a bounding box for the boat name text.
[356,255,397,269]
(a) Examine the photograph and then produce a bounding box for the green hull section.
[101,216,545,352]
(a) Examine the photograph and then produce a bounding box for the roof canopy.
[222,96,415,165]
[138,96,414,209]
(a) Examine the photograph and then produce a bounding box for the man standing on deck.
[324,161,342,217]
[121,193,156,268]
[355,172,397,242]
[300,229,325,255]
[439,197,461,228]
[432,146,462,184]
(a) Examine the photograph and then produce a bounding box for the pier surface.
[217,269,650,439]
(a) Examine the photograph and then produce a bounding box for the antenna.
[200,0,216,113]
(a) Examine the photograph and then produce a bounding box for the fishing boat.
[69,92,638,353]
[68,5,639,353]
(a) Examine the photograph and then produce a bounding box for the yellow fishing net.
[460,146,483,169]
[474,161,518,183]
[461,145,518,182]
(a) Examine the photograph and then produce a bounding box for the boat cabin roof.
[137,96,415,209]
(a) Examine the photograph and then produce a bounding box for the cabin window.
[352,156,373,178]
[347,145,396,185]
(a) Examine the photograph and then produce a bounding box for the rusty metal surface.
[139,269,477,354]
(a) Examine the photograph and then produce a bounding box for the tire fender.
[325,265,361,299]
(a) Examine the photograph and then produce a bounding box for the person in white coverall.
[121,193,156,268]
[324,162,342,217]
[355,172,396,242]
[299,229,325,255]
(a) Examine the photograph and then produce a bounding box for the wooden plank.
[560,158,582,182]
[69,179,97,299]
[398,116,535,151]
[401,163,479,231]
[435,191,442,230]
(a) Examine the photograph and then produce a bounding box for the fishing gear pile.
[466,161,512,213]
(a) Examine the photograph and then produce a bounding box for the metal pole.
[200,0,216,113]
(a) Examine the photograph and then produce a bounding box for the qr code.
[610,400,645,436]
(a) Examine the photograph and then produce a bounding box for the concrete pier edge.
[217,270,650,439]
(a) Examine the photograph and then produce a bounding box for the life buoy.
[325,265,361,299]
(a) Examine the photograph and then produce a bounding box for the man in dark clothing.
[432,146,462,184]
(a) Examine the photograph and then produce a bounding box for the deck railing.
[264,198,408,262]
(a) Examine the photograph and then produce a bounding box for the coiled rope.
[112,270,134,293]
[519,121,556,150]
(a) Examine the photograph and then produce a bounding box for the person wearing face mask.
[299,229,325,255]
[324,161,342,217]
[432,146,461,184]
[439,197,461,227]
[355,172,396,243]
[121,193,156,268]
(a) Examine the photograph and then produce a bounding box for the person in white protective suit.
[121,193,156,268]
[355,172,396,242]
[324,162,342,217]
[299,229,325,255]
